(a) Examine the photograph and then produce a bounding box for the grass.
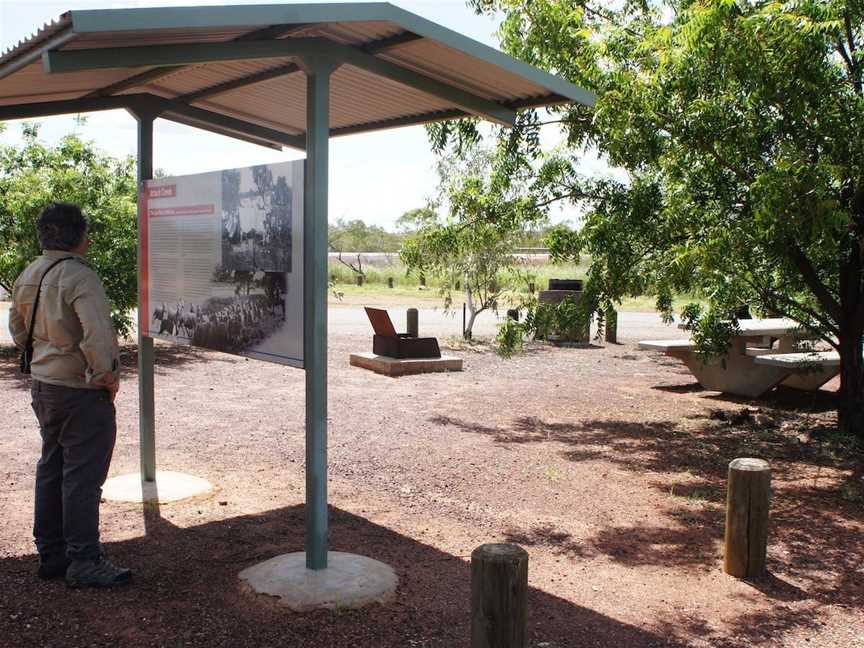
[328,260,704,314]
[328,260,590,290]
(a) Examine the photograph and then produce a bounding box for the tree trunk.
[837,327,864,438]
[465,285,478,339]
[465,308,480,340]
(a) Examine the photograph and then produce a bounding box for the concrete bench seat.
[754,350,840,391]
[744,347,779,357]
[638,340,694,362]
[638,340,694,351]
[753,350,840,368]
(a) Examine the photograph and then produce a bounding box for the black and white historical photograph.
[221,165,293,273]
[150,271,288,355]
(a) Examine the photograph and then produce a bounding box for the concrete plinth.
[349,351,462,377]
[239,551,398,611]
[102,471,213,503]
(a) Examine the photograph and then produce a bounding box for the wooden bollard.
[387,277,394,289]
[471,543,528,648]
[406,308,419,337]
[528,282,535,294]
[419,273,426,287]
[355,274,364,286]
[604,307,618,344]
[724,458,771,579]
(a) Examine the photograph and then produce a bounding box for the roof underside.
[0,3,594,150]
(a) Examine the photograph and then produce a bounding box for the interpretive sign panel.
[140,161,304,368]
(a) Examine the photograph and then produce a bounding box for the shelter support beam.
[325,41,515,126]
[177,32,422,104]
[43,39,331,73]
[129,105,159,483]
[43,38,516,126]
[0,93,303,151]
[86,23,312,98]
[301,57,336,571]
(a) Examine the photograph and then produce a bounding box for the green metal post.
[302,59,335,571]
[133,109,157,482]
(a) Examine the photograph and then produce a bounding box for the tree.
[328,218,403,254]
[395,206,438,233]
[0,124,138,336]
[400,147,539,338]
[441,0,864,437]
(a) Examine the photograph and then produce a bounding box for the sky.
[0,0,606,229]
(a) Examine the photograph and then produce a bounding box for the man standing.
[9,202,132,588]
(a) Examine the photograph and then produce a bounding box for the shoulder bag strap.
[24,257,74,349]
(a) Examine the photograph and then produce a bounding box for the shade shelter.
[0,2,593,587]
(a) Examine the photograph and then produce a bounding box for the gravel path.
[0,301,860,648]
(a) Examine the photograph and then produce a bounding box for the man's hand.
[92,373,120,402]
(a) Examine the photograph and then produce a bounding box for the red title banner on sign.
[147,184,176,199]
[149,204,216,217]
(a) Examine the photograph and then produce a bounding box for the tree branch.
[532,188,589,211]
[328,242,366,277]
[580,2,643,38]
[0,277,11,294]
[741,274,840,343]
[844,11,862,94]
[836,38,857,84]
[655,111,755,184]
[786,239,842,321]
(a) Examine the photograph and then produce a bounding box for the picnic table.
[640,318,840,398]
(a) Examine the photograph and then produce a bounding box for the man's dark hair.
[36,202,88,251]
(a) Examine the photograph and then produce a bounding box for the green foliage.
[394,206,438,233]
[445,0,864,434]
[0,124,138,336]
[494,317,524,357]
[400,147,542,338]
[495,294,592,355]
[328,218,403,253]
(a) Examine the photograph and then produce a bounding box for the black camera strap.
[23,256,74,356]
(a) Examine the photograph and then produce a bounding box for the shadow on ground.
[432,411,864,644]
[0,343,217,392]
[0,505,685,648]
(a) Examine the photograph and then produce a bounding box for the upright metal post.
[301,58,336,570]
[131,107,157,482]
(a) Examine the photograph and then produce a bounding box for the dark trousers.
[30,380,116,561]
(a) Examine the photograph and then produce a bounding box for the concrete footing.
[239,551,398,611]
[102,471,214,503]
[349,352,462,377]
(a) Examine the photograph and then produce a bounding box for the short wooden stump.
[349,352,463,377]
[724,457,771,579]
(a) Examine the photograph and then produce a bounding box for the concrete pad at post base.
[239,551,398,611]
[349,352,462,377]
[102,471,213,503]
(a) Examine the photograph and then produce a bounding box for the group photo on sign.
[143,161,304,367]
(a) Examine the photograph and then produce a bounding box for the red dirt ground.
[0,329,862,648]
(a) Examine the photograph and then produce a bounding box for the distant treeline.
[328,215,559,254]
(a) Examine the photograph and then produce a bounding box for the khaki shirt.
[8,250,119,390]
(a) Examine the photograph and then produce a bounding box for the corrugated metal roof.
[0,13,72,63]
[0,3,594,148]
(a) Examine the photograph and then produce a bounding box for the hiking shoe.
[37,554,70,580]
[65,558,132,588]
